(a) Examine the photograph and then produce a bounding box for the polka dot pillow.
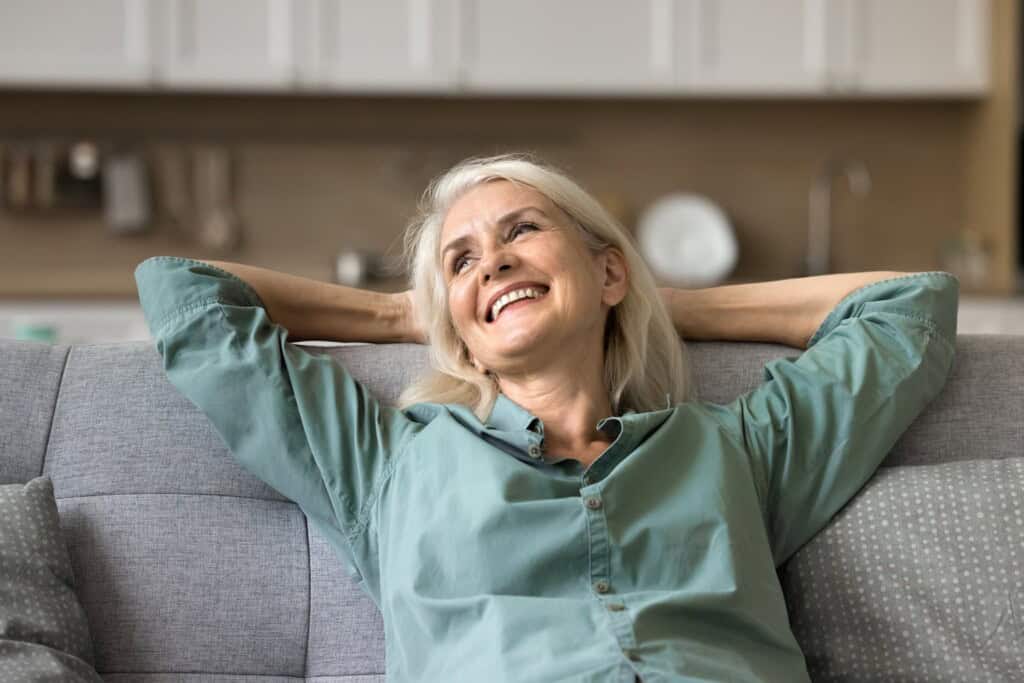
[0,476,103,682]
[782,459,1024,680]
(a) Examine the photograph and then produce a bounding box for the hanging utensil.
[193,146,243,253]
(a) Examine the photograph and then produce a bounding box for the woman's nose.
[480,251,514,283]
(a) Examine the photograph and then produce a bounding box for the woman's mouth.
[486,286,549,323]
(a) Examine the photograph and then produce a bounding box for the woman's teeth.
[490,287,545,322]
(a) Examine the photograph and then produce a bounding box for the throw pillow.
[782,459,1024,681]
[0,476,103,682]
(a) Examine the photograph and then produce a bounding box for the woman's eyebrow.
[440,206,547,260]
[497,206,547,225]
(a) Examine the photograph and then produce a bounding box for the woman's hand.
[657,288,683,337]
[657,287,676,312]
[398,289,428,345]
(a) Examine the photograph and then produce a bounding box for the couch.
[1,333,1021,681]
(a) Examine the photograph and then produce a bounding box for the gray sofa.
[1,333,1022,681]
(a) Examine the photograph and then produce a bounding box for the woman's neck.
[497,366,616,461]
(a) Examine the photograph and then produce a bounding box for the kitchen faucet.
[806,159,872,276]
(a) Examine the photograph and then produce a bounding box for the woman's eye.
[453,256,469,274]
[511,222,538,238]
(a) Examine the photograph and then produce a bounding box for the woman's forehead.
[442,181,556,233]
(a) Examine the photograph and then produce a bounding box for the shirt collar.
[481,392,677,468]
[486,392,544,435]
[485,393,662,441]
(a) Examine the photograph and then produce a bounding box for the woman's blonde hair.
[397,152,694,421]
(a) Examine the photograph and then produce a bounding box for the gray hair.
[397,152,694,421]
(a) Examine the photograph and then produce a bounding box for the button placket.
[585,484,610,604]
[582,483,639,664]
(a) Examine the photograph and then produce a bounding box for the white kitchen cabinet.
[154,0,297,89]
[830,0,989,95]
[0,0,152,87]
[298,0,458,92]
[459,0,675,94]
[0,0,992,97]
[679,0,829,94]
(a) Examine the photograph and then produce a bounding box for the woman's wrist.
[395,290,427,345]
[657,288,679,333]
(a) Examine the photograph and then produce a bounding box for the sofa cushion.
[782,458,1024,680]
[0,476,103,682]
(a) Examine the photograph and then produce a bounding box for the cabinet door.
[679,0,829,94]
[460,0,675,94]
[156,0,297,89]
[301,0,457,92]
[0,0,151,86]
[834,0,989,95]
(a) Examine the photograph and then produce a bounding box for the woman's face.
[439,179,627,377]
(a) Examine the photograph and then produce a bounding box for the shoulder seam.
[345,435,414,543]
[699,403,771,522]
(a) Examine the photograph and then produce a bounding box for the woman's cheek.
[451,288,474,328]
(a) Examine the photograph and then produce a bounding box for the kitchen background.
[1,0,1022,344]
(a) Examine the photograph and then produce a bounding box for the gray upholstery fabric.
[0,335,1019,681]
[782,459,1024,681]
[0,342,65,484]
[0,476,103,682]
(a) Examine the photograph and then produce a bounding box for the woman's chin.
[492,336,540,357]
[485,324,552,360]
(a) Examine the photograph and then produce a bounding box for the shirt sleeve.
[710,271,959,566]
[134,256,421,593]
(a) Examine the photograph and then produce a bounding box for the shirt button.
[527,445,541,459]
[607,602,625,611]
[594,580,610,594]
[585,497,602,510]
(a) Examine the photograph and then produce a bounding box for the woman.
[135,153,959,682]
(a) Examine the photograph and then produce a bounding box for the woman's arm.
[200,259,424,344]
[658,271,906,349]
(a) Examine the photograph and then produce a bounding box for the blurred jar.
[941,229,991,291]
[12,318,58,344]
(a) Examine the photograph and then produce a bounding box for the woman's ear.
[601,246,629,307]
[466,347,488,375]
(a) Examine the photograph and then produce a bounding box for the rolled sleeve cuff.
[134,256,265,336]
[807,271,960,349]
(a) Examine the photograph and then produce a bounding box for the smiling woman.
[399,154,693,437]
[134,151,958,682]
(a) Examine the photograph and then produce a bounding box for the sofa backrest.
[1,335,1020,681]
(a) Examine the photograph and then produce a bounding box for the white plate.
[636,193,738,288]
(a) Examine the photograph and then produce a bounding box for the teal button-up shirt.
[135,257,958,682]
